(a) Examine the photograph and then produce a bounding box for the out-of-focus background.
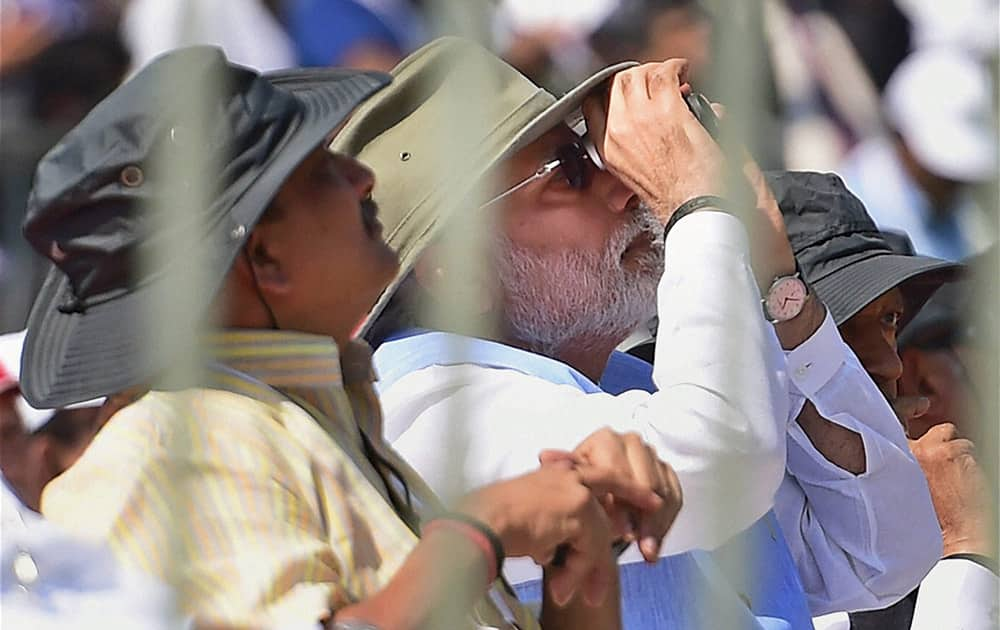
[1,0,997,332]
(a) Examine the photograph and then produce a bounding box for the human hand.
[741,154,797,280]
[540,428,682,562]
[457,461,663,606]
[582,59,724,223]
[740,154,832,349]
[909,423,997,560]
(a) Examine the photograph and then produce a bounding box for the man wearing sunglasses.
[335,38,940,628]
[22,46,690,630]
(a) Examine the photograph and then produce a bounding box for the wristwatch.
[762,270,809,323]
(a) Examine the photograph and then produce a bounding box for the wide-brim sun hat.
[0,330,104,431]
[20,46,391,409]
[768,170,962,328]
[808,253,960,329]
[331,36,636,333]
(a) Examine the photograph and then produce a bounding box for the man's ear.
[244,225,291,295]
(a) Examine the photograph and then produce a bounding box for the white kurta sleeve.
[381,211,788,555]
[643,211,789,553]
[775,313,942,615]
[911,558,999,630]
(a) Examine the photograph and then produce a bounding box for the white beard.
[495,205,664,357]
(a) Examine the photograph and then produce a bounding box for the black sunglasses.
[483,140,598,206]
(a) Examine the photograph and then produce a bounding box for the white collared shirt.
[778,309,942,614]
[1,479,181,630]
[375,211,940,613]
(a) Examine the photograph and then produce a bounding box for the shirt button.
[13,551,39,587]
[795,365,809,377]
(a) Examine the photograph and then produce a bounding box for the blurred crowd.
[0,1,997,630]
[1,0,997,332]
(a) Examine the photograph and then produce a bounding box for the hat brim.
[20,69,390,409]
[501,61,636,163]
[812,252,962,328]
[356,61,636,335]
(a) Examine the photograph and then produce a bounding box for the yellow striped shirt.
[41,330,537,629]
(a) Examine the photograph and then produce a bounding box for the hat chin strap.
[243,249,281,330]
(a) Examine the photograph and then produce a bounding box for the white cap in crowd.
[499,0,621,35]
[884,47,998,183]
[895,0,999,55]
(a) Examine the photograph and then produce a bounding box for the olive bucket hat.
[20,46,390,408]
[332,36,636,332]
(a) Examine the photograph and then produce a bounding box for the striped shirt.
[41,330,537,629]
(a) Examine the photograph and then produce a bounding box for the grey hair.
[494,205,664,357]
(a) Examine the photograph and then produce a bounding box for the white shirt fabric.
[911,558,999,629]
[122,0,297,74]
[895,0,999,55]
[776,316,942,614]
[1,479,182,630]
[811,558,999,629]
[375,211,940,613]
[811,611,850,630]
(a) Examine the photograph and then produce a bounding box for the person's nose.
[332,153,376,199]
[593,169,640,215]
[868,337,904,397]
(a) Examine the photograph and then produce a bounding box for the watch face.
[765,276,808,322]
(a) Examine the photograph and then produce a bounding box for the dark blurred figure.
[591,0,713,84]
[0,8,129,332]
[0,331,105,511]
[896,244,998,450]
[813,0,910,92]
[0,2,125,451]
[16,28,129,126]
[0,0,123,75]
[849,244,999,630]
[1,340,173,629]
[898,283,976,439]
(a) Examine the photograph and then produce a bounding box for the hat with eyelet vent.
[20,46,390,408]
